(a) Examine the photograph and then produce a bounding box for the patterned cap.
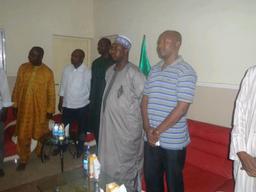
[114,35,132,49]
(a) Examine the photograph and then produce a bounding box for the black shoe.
[43,154,50,160]
[0,169,5,177]
[40,154,50,161]
[52,148,60,156]
[16,163,26,171]
[76,151,83,158]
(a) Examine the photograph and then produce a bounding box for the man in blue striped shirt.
[142,30,197,192]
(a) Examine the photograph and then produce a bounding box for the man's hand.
[146,127,159,146]
[0,108,8,122]
[152,129,161,142]
[58,102,63,113]
[47,113,53,120]
[238,151,256,177]
[58,96,63,113]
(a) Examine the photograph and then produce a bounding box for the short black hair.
[31,46,44,57]
[73,49,85,58]
[99,38,111,46]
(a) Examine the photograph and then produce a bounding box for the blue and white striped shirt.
[144,56,197,150]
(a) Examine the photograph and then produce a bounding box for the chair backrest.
[4,108,16,128]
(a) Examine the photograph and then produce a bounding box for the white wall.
[94,0,256,127]
[1,0,253,126]
[94,0,256,85]
[188,85,238,127]
[0,0,94,76]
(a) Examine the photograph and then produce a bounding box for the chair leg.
[40,140,46,163]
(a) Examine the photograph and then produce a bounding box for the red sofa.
[142,119,234,192]
[5,108,234,191]
[184,119,234,192]
[3,109,95,161]
[3,108,17,159]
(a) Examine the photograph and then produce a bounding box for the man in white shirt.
[0,68,12,177]
[230,65,256,192]
[58,49,91,157]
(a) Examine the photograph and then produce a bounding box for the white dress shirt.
[0,68,12,110]
[59,64,91,109]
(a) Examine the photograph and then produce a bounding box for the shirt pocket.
[116,83,132,109]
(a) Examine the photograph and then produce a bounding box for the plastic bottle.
[53,123,59,141]
[58,124,65,141]
[82,145,90,176]
[64,124,70,138]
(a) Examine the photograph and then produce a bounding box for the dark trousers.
[62,105,89,152]
[0,122,3,169]
[89,107,100,145]
[144,142,186,192]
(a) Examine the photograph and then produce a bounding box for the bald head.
[73,49,85,58]
[71,49,85,68]
[99,38,111,46]
[157,30,182,62]
[160,30,182,46]
[28,46,44,66]
[98,38,111,56]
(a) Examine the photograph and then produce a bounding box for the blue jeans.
[144,142,186,192]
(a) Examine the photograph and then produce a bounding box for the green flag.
[139,35,151,77]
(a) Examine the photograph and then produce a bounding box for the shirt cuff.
[229,135,246,160]
[2,101,13,108]
[59,91,64,97]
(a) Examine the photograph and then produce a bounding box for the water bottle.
[83,145,90,176]
[53,123,59,141]
[55,186,60,192]
[95,181,100,192]
[58,124,65,141]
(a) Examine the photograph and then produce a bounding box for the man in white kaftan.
[98,35,145,192]
[230,65,256,192]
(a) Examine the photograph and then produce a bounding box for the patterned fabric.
[12,63,55,163]
[144,56,197,150]
[230,65,256,192]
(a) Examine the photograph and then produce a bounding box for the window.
[0,29,6,70]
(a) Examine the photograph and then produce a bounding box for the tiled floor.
[0,146,83,192]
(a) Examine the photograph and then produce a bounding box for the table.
[40,133,75,173]
[36,167,118,192]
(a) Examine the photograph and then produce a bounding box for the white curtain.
[0,29,6,70]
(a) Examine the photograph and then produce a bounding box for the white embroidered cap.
[114,35,132,49]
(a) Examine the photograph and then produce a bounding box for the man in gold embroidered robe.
[12,47,55,170]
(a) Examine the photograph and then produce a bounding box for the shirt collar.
[72,63,85,71]
[159,55,184,70]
